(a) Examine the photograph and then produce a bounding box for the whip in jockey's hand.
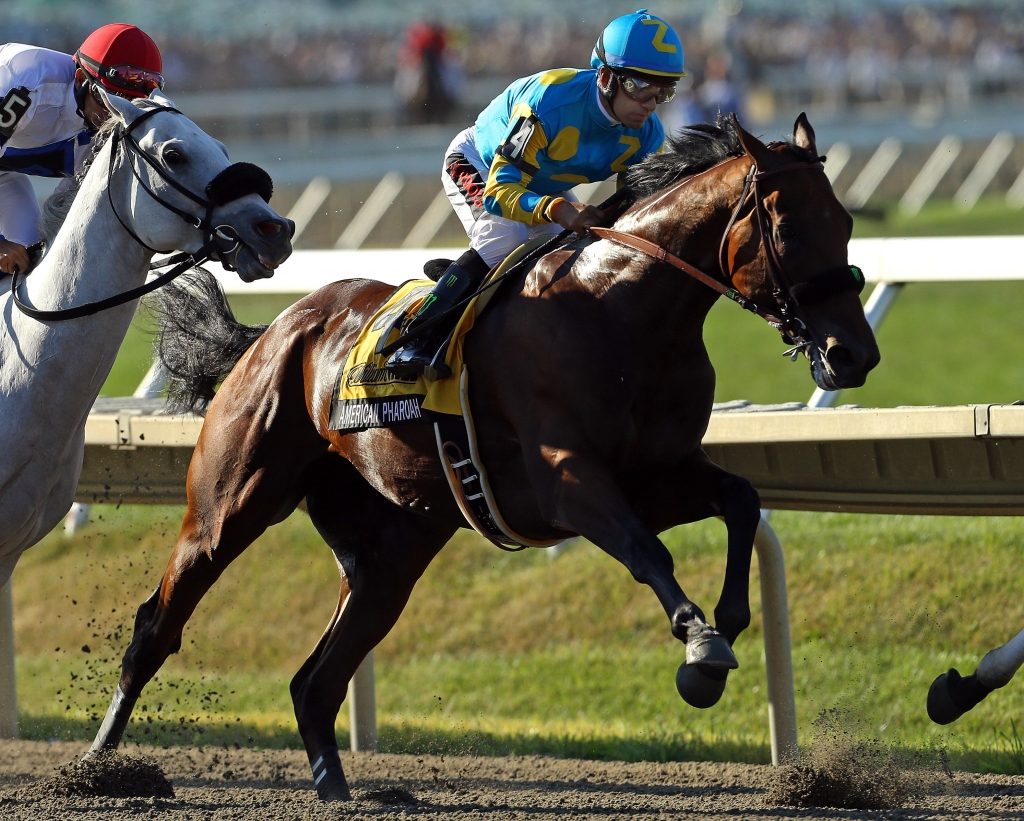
[385,9,687,378]
[0,24,163,275]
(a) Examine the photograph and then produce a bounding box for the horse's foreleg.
[538,453,735,669]
[710,473,761,645]
[928,627,1024,725]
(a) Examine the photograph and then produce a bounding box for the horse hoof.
[676,662,729,708]
[685,625,738,669]
[927,667,993,726]
[927,671,964,725]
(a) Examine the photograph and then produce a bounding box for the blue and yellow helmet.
[590,9,686,79]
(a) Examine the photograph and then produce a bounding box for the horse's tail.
[148,267,268,415]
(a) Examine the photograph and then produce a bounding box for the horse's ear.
[149,88,175,109]
[732,114,774,170]
[793,112,818,155]
[96,86,142,128]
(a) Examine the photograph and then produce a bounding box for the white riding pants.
[440,126,576,268]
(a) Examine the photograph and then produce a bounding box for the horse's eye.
[163,148,185,167]
[778,224,796,240]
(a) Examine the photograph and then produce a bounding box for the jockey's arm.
[0,171,40,274]
[483,114,604,233]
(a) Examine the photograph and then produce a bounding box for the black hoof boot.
[310,746,352,802]
[84,685,137,759]
[683,620,739,669]
[676,663,729,708]
[927,668,993,725]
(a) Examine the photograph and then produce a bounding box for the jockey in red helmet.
[75,23,164,106]
[0,24,163,275]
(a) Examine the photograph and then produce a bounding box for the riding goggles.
[78,52,165,95]
[102,64,165,94]
[616,73,676,105]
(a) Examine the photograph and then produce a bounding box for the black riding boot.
[386,249,489,377]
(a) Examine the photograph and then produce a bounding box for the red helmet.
[75,23,164,99]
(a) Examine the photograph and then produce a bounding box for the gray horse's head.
[98,89,294,282]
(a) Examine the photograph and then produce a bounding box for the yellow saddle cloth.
[328,238,545,432]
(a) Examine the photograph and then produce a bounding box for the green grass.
[11,508,1024,771]
[852,195,1024,238]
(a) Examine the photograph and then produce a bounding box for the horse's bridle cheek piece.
[10,105,277,322]
[114,108,274,269]
[592,155,865,356]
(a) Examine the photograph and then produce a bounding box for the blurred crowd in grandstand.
[4,2,1024,122]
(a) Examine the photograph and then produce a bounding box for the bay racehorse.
[0,89,292,585]
[89,114,879,800]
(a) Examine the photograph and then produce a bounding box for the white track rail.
[208,235,1024,296]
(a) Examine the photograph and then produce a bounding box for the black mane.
[624,115,819,199]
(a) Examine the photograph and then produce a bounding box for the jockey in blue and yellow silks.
[386,9,686,378]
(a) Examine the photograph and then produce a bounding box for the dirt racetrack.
[1,740,1023,819]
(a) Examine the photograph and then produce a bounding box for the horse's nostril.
[825,345,859,374]
[257,220,283,238]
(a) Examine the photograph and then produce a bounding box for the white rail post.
[286,176,332,244]
[1006,165,1024,210]
[348,651,377,752]
[955,131,1014,212]
[844,138,902,210]
[0,580,18,739]
[335,172,405,250]
[401,189,452,249]
[900,135,962,216]
[754,517,797,765]
[822,142,851,185]
[806,280,904,409]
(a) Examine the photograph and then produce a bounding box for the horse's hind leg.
[290,461,454,801]
[88,361,325,755]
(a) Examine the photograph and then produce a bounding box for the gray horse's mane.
[38,98,165,246]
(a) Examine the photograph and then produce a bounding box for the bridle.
[590,151,865,358]
[10,105,274,322]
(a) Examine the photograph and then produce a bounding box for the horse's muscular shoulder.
[238,278,397,433]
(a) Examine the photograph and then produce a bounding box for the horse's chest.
[627,408,708,464]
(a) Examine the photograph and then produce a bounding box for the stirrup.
[385,338,435,377]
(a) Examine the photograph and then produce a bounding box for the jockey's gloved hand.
[550,200,605,234]
[0,239,30,276]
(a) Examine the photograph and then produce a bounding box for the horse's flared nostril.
[256,218,288,239]
[825,344,860,376]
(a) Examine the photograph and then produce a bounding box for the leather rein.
[590,153,864,349]
[9,105,273,322]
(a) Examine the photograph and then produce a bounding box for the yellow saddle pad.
[328,237,547,432]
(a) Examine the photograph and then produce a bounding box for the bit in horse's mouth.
[809,347,839,392]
